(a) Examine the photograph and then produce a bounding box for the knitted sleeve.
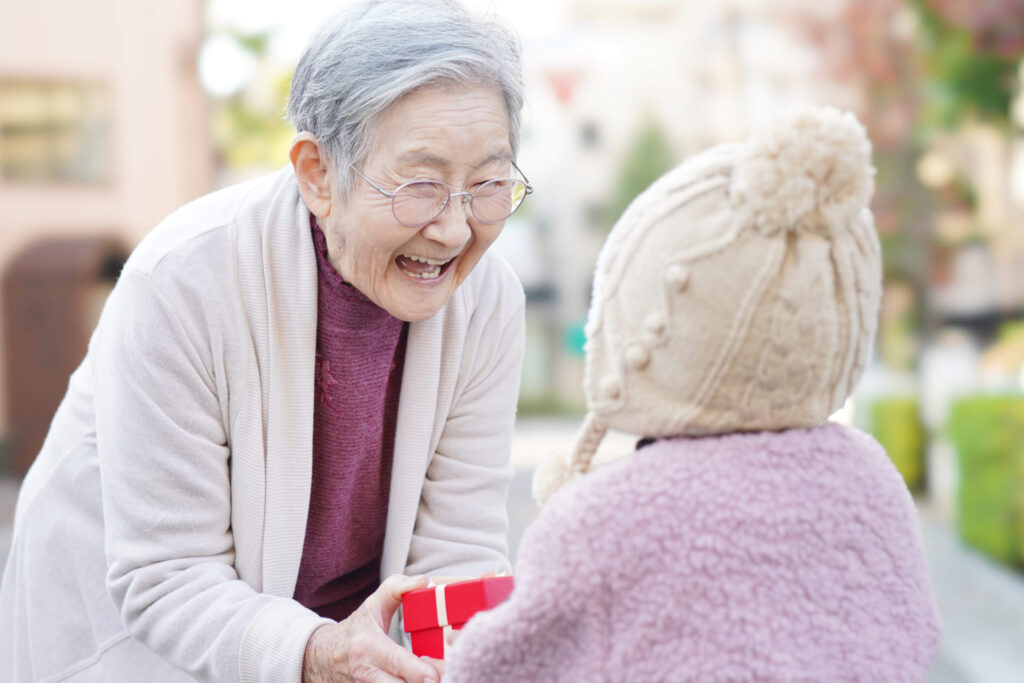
[444,483,611,682]
[94,268,329,682]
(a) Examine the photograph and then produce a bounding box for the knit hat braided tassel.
[532,412,607,505]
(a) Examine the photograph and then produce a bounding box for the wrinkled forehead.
[363,84,513,167]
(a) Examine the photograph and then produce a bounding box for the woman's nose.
[421,197,472,248]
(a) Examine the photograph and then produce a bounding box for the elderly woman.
[0,2,527,681]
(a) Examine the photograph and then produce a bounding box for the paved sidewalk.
[2,417,1023,682]
[918,509,1024,683]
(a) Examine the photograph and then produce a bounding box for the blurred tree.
[212,70,294,172]
[912,0,1024,130]
[782,0,936,369]
[208,30,296,178]
[603,118,674,231]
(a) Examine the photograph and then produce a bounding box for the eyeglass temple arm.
[350,166,398,198]
[511,160,534,194]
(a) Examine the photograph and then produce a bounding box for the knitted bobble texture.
[729,107,874,236]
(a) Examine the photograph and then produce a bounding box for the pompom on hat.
[534,107,883,505]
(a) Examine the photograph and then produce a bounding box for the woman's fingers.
[363,675,405,683]
[355,633,438,683]
[342,621,439,683]
[351,574,438,683]
[428,575,462,585]
[421,656,445,677]
[369,573,428,626]
[302,575,439,683]
[430,571,496,585]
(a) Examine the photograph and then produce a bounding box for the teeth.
[397,253,455,280]
[403,254,451,266]
[400,264,442,279]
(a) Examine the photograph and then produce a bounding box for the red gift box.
[402,575,515,658]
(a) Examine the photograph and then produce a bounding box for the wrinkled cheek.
[365,255,395,294]
[339,251,381,292]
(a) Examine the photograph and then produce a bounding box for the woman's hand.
[302,574,441,683]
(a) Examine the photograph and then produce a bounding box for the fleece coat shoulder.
[446,423,942,682]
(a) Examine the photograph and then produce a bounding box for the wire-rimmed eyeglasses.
[351,161,533,228]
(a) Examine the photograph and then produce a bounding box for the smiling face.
[318,86,512,322]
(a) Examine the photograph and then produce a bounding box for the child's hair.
[535,107,881,504]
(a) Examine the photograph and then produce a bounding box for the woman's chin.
[386,262,461,321]
[385,283,451,322]
[391,300,445,322]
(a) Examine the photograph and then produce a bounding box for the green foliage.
[233,31,270,55]
[205,29,295,174]
[947,395,1024,567]
[603,118,675,230]
[516,392,585,417]
[868,397,926,491]
[212,71,295,172]
[879,297,920,372]
[911,1,1021,129]
[997,321,1024,344]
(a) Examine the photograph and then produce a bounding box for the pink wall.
[0,0,213,434]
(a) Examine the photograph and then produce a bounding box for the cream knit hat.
[534,107,882,505]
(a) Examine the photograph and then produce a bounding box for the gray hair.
[287,0,524,197]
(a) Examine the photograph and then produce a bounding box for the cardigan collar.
[231,168,441,597]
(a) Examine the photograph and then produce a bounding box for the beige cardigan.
[0,168,524,682]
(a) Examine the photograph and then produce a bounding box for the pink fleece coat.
[445,423,942,682]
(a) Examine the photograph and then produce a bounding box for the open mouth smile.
[395,253,457,280]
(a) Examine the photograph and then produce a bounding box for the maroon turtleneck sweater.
[293,220,408,621]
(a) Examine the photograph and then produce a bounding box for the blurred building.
[0,0,212,457]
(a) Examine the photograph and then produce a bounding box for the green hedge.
[947,395,1024,567]
[867,397,926,492]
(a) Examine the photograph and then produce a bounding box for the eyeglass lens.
[392,178,528,226]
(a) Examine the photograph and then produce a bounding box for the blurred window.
[0,79,111,184]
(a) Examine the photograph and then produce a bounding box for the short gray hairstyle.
[287,0,524,197]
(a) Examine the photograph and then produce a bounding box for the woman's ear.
[290,132,333,217]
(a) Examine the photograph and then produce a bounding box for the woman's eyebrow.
[396,150,512,171]
[474,151,512,170]
[398,151,449,168]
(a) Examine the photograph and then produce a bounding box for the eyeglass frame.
[349,160,533,228]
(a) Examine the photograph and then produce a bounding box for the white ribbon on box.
[434,582,453,658]
[429,573,511,657]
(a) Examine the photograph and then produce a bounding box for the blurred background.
[1,0,1023,680]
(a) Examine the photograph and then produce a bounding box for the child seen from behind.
[444,107,942,682]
